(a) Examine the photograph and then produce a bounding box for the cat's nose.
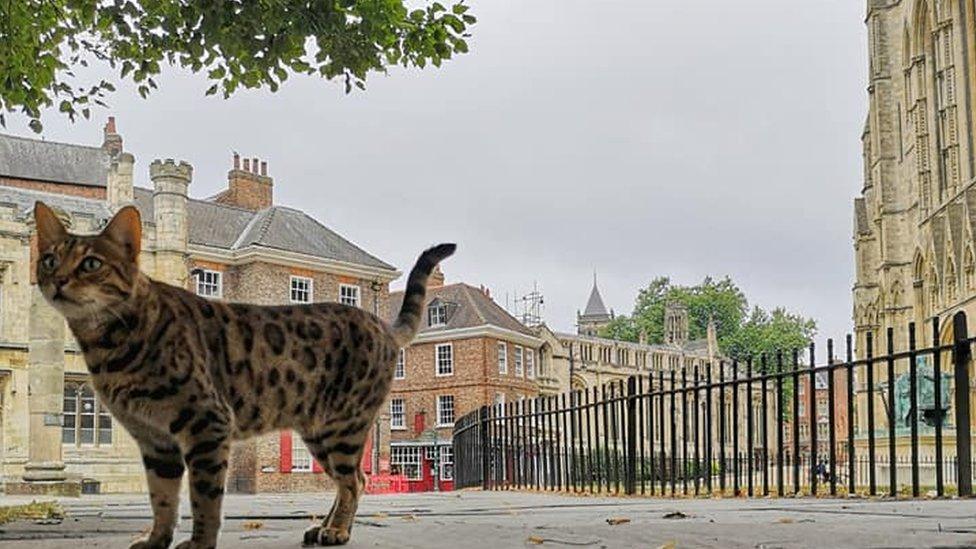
[55,277,69,289]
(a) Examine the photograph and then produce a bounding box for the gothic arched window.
[946,259,958,301]
[907,0,960,210]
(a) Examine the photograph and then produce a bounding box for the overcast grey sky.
[7,0,867,340]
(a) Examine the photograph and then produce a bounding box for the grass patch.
[0,501,64,525]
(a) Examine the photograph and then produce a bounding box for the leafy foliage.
[723,306,817,366]
[600,276,816,366]
[0,0,475,132]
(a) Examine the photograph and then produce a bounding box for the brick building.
[0,120,400,493]
[384,280,543,491]
[791,367,850,460]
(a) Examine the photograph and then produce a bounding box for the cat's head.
[33,201,143,320]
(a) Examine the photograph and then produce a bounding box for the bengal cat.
[33,201,455,549]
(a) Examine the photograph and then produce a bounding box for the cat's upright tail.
[391,243,457,346]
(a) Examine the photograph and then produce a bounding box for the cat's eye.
[40,254,58,271]
[80,256,103,273]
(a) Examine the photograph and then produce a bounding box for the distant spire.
[581,275,610,319]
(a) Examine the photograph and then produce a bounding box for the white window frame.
[526,348,535,379]
[435,343,454,377]
[497,342,508,374]
[394,349,406,380]
[291,433,314,472]
[439,445,454,481]
[339,284,360,307]
[390,398,406,430]
[290,276,313,303]
[391,446,422,480]
[428,303,448,327]
[514,346,524,377]
[437,395,455,427]
[195,269,222,298]
[62,382,112,447]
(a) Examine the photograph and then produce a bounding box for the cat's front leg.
[130,440,184,549]
[175,436,230,549]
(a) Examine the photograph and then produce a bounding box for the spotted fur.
[32,201,455,549]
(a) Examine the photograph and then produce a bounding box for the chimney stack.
[101,116,123,157]
[429,265,445,288]
[213,152,274,211]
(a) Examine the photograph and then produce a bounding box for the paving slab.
[1,490,975,548]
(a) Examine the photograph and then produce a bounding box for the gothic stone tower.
[853,0,976,455]
[853,0,976,351]
[664,301,689,347]
[578,277,613,336]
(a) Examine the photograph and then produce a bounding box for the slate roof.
[581,281,611,320]
[0,133,110,187]
[131,188,394,270]
[387,283,536,337]
[0,131,394,271]
[1,185,113,225]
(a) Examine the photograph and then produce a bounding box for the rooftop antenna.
[514,281,545,328]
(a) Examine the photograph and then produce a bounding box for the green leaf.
[0,0,477,130]
[28,119,43,133]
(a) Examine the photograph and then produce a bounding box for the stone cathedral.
[853,0,976,459]
[853,0,976,347]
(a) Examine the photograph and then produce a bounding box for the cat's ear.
[101,206,142,262]
[34,201,68,251]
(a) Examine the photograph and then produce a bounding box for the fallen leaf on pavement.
[606,517,631,525]
[657,541,676,549]
[242,521,264,530]
[372,512,388,520]
[663,511,688,519]
[527,535,546,544]
[777,518,794,524]
[402,514,417,521]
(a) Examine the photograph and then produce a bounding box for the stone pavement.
[1,490,975,548]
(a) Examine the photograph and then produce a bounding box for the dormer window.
[428,303,448,327]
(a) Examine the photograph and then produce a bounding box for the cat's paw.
[303,525,350,546]
[128,534,173,549]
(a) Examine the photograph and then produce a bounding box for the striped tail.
[391,243,457,346]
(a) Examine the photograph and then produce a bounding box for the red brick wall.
[793,368,849,454]
[389,336,540,443]
[193,260,390,318]
[1,177,105,199]
[212,170,272,211]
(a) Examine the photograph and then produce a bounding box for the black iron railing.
[453,312,975,498]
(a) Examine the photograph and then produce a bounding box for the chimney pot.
[260,161,267,176]
[105,116,117,134]
[243,158,250,171]
[233,153,240,170]
[252,157,259,173]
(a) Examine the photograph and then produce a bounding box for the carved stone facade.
[853,0,976,456]
[854,0,976,342]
